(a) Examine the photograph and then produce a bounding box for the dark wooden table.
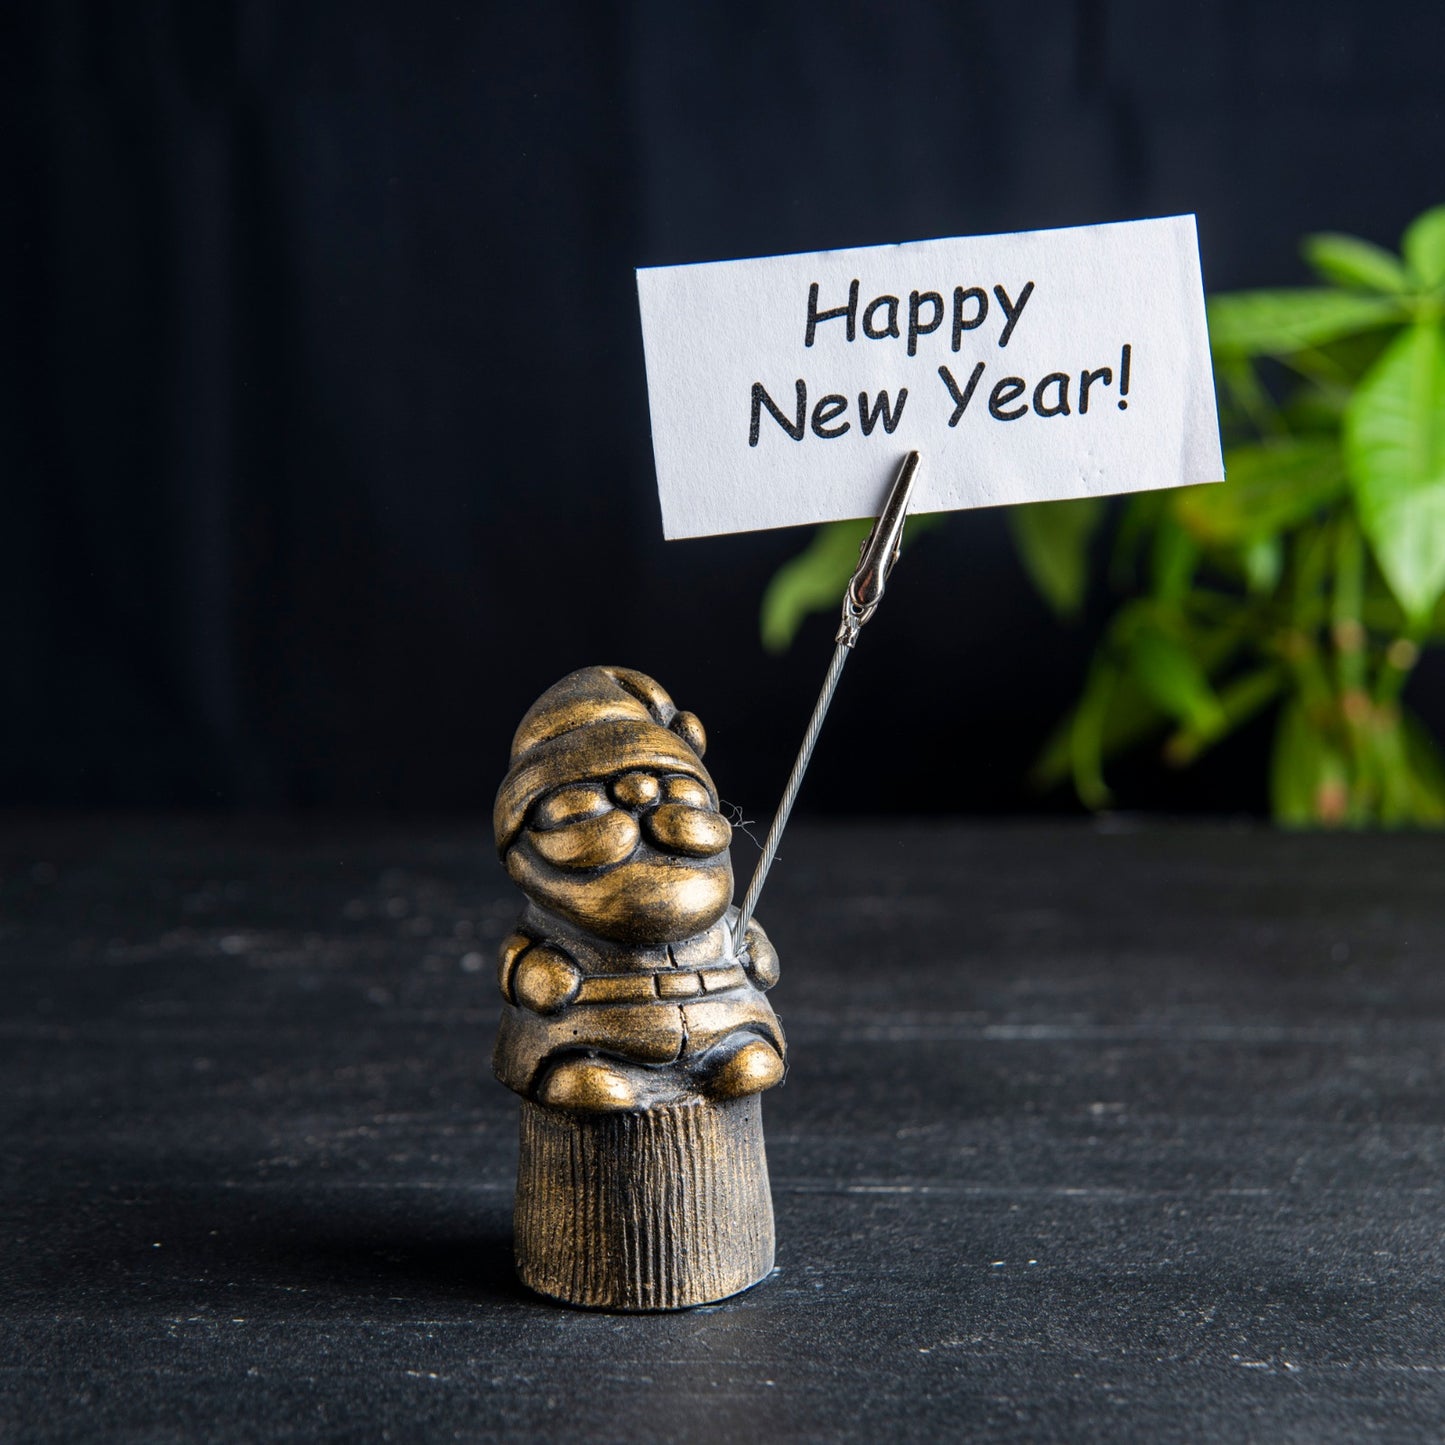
[3,819,1443,1441]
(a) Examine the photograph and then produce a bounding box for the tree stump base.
[514,1094,775,1310]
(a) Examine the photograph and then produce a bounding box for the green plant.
[759,205,1445,825]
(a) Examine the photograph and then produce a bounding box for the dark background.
[8,0,1445,819]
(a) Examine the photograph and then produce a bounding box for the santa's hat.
[493,666,715,856]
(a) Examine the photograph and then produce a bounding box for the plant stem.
[1331,518,1372,819]
[1374,623,1426,709]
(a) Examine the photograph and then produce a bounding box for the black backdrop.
[8,1,1445,817]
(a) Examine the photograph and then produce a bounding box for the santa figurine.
[492,665,786,1309]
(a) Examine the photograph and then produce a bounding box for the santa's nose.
[641,803,731,858]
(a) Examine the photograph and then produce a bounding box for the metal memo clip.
[735,451,922,953]
[837,450,922,648]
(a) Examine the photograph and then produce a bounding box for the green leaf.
[1270,701,1313,824]
[1031,668,1166,799]
[1372,708,1445,826]
[1374,716,1412,825]
[1332,518,1367,693]
[1215,356,1283,437]
[1174,438,1347,545]
[1007,497,1104,618]
[1344,321,1445,621]
[1241,535,1283,594]
[1067,663,1118,809]
[1149,517,1199,601]
[1303,233,1410,294]
[1208,289,1402,360]
[1109,490,1167,588]
[1270,700,1348,826]
[1165,665,1285,764]
[1402,205,1445,290]
[1032,601,1251,802]
[759,519,870,653]
[1281,385,1348,436]
[1127,625,1225,734]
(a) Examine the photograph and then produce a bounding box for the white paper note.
[636,216,1223,540]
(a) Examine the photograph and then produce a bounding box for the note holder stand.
[490,454,921,1310]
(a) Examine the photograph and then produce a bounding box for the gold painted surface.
[641,803,731,858]
[532,782,611,831]
[677,990,784,1055]
[495,719,715,855]
[512,944,582,1015]
[493,669,785,1098]
[655,972,702,999]
[536,1057,642,1112]
[496,931,532,1004]
[509,666,685,757]
[608,771,661,809]
[528,810,640,870]
[701,964,747,993]
[742,924,780,989]
[667,710,707,758]
[708,1038,787,1099]
[660,775,711,809]
[504,848,732,947]
[514,1097,774,1311]
[576,975,656,1003]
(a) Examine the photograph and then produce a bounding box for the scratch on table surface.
[833,1022,1376,1044]
[777,1179,1291,1200]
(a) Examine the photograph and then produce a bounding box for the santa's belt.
[575,963,748,1003]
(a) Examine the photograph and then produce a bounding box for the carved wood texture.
[514,1096,775,1310]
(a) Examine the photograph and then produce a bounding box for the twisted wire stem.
[734,641,851,951]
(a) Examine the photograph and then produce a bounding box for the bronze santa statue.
[493,665,785,1309]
